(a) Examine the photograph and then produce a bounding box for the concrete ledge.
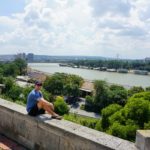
[0,98,137,150]
[136,130,150,150]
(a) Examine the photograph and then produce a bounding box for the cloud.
[118,26,147,37]
[98,19,125,30]
[0,0,150,59]
[90,0,132,17]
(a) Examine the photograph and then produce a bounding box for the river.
[28,63,150,88]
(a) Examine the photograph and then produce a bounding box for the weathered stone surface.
[0,98,138,150]
[0,107,14,136]
[136,130,150,150]
[0,98,26,114]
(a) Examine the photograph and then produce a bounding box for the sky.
[0,0,150,59]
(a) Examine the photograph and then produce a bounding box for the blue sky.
[0,0,150,59]
[0,0,26,16]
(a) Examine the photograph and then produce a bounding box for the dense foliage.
[85,81,128,112]
[72,59,150,71]
[43,73,83,97]
[0,58,27,77]
[54,96,69,115]
[98,91,150,141]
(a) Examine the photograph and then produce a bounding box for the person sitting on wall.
[26,81,62,120]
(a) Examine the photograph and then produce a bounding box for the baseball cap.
[35,81,42,86]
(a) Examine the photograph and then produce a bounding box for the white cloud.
[90,0,132,17]
[0,0,150,58]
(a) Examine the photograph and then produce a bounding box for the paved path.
[69,99,101,119]
[0,134,26,150]
[70,107,100,118]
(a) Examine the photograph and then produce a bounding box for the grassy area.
[63,113,100,130]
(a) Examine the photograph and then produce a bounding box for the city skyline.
[0,0,150,59]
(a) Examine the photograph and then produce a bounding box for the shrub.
[146,87,150,91]
[108,122,138,141]
[85,95,93,104]
[22,86,34,104]
[144,121,150,129]
[54,96,69,115]
[95,120,103,131]
[64,113,98,129]
[125,124,138,141]
[108,122,127,139]
[3,77,14,93]
[41,88,54,102]
[8,85,23,101]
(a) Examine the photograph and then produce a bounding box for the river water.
[28,63,150,88]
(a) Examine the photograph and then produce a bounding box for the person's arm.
[37,91,44,101]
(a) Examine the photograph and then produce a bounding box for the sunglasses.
[36,84,42,86]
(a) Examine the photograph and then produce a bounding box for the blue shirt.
[26,89,43,113]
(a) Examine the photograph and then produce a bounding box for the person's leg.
[40,99,54,111]
[37,99,58,116]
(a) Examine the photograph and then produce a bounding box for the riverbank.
[59,63,150,76]
[28,63,150,88]
[27,67,49,82]
[27,66,134,90]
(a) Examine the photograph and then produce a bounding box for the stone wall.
[0,98,138,150]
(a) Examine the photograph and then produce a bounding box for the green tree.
[131,91,150,101]
[108,122,127,139]
[8,85,23,101]
[109,85,128,106]
[93,80,109,110]
[101,104,122,130]
[0,67,4,75]
[64,84,80,97]
[43,75,64,95]
[124,96,150,128]
[14,58,27,75]
[109,110,126,126]
[0,75,4,84]
[108,122,138,141]
[41,88,54,102]
[146,87,150,91]
[3,63,19,77]
[3,77,15,93]
[128,86,144,97]
[43,73,83,96]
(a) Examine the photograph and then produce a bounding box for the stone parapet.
[0,98,138,150]
[136,130,150,150]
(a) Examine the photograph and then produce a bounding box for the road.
[69,98,101,119]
